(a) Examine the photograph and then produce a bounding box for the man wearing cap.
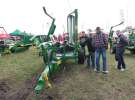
[93,27,108,74]
[116,30,128,71]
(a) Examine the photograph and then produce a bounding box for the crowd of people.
[50,26,128,74]
[51,33,69,44]
[79,27,128,74]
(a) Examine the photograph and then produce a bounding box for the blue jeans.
[87,52,95,69]
[116,47,125,69]
[95,47,107,71]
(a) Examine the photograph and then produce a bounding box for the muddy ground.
[0,49,135,100]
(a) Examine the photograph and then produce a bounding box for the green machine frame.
[34,7,79,94]
[67,9,78,44]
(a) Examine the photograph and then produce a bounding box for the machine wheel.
[10,48,15,53]
[130,50,135,54]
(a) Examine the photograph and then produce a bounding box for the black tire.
[130,50,135,54]
[10,48,15,53]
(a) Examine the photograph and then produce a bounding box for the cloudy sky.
[0,0,134,35]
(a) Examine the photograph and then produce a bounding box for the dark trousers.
[86,52,95,69]
[116,47,126,69]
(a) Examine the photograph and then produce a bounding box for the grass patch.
[0,47,43,87]
[32,51,135,100]
[0,49,135,100]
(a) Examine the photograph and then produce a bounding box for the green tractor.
[126,29,135,54]
[34,7,82,94]
[10,30,33,53]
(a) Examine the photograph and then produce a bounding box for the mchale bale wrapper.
[34,7,83,94]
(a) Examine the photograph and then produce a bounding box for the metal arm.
[43,7,54,20]
[111,21,124,29]
[109,21,124,49]
[42,7,56,40]
[0,27,8,34]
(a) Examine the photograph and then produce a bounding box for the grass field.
[0,48,135,100]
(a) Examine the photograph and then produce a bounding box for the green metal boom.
[34,8,79,94]
[43,7,56,40]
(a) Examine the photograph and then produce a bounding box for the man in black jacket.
[85,32,95,69]
[116,30,128,71]
[79,31,87,64]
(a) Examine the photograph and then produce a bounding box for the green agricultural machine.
[30,35,48,56]
[126,30,135,54]
[34,7,81,94]
[10,31,33,53]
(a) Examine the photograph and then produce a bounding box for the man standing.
[85,30,95,69]
[93,27,108,74]
[79,31,87,64]
[116,30,128,71]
